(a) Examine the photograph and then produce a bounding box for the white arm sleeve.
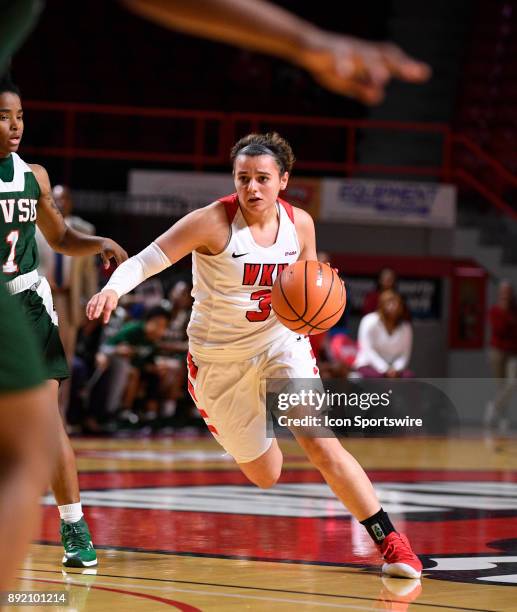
[102,242,172,298]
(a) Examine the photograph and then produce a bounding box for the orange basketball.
[271,260,346,335]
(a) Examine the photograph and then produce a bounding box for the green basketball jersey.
[0,152,40,283]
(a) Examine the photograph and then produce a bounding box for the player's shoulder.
[183,201,233,254]
[292,206,314,224]
[191,199,232,227]
[27,163,50,188]
[178,200,230,256]
[291,205,315,235]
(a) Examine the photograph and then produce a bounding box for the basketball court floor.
[10,433,517,611]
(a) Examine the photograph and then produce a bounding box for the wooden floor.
[9,434,517,611]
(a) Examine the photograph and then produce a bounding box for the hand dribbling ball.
[272,260,346,335]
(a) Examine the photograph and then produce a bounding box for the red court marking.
[37,468,517,566]
[24,577,201,611]
[76,468,517,490]
[40,504,517,564]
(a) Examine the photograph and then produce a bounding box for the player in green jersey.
[0,278,57,589]
[0,74,128,568]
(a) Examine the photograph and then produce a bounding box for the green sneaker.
[60,517,98,567]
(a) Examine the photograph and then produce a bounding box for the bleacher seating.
[456,1,517,179]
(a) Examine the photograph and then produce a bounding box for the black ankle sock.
[360,508,396,544]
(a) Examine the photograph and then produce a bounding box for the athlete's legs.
[0,385,54,589]
[264,334,421,577]
[47,379,80,505]
[47,378,97,567]
[294,435,380,519]
[237,438,283,489]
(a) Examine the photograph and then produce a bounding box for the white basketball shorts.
[187,334,320,463]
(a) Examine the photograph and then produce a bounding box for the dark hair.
[144,306,171,322]
[378,289,411,324]
[0,74,21,97]
[230,132,295,175]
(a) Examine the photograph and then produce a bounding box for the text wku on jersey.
[188,193,301,361]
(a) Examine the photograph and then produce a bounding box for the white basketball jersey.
[188,193,301,361]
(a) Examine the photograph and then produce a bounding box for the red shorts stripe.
[198,408,208,418]
[208,424,219,435]
[186,352,198,380]
[187,379,197,402]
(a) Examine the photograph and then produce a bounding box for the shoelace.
[383,535,412,561]
[63,523,91,550]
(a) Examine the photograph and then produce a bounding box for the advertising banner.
[321,178,456,227]
[128,170,234,212]
[129,170,322,219]
[345,275,442,319]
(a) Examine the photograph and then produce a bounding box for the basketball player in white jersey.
[87,132,422,579]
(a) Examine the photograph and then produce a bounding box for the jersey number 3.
[246,289,272,322]
[3,230,19,274]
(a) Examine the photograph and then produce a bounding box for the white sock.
[58,502,83,524]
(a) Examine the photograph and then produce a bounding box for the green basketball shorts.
[14,276,70,381]
[0,279,46,391]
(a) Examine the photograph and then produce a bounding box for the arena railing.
[21,101,517,220]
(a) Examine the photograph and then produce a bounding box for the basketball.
[271,260,346,335]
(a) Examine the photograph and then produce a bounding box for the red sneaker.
[378,532,422,578]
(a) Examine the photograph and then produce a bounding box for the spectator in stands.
[362,268,398,316]
[73,305,129,432]
[157,280,193,420]
[68,317,105,432]
[485,280,517,431]
[328,329,358,378]
[36,185,98,417]
[355,290,413,378]
[96,305,171,427]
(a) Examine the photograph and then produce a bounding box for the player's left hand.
[100,238,128,269]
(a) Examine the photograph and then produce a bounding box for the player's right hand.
[86,289,119,324]
[299,32,431,105]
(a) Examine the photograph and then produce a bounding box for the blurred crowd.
[485,279,517,433]
[68,278,196,435]
[310,266,414,382]
[36,186,200,435]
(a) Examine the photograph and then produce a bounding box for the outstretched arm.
[122,0,430,105]
[86,202,228,323]
[32,164,127,267]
